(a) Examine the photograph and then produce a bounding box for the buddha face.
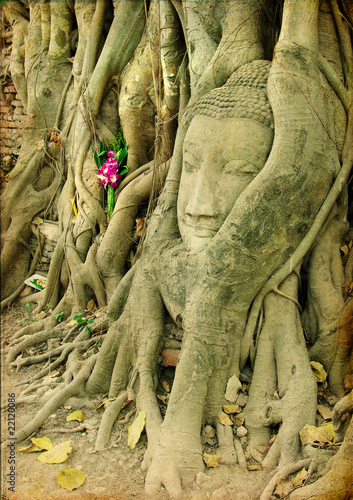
[177,115,273,252]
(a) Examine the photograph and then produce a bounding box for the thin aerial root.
[95,390,129,450]
[62,323,80,343]
[27,336,103,385]
[272,287,302,313]
[116,407,136,425]
[259,458,311,500]
[13,354,97,443]
[44,423,98,434]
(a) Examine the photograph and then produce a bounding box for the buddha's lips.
[184,217,219,235]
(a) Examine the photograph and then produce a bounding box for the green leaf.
[87,319,94,324]
[119,167,129,176]
[93,150,99,168]
[25,303,31,313]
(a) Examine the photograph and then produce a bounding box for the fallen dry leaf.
[57,468,86,491]
[310,361,327,383]
[248,464,262,471]
[86,299,96,312]
[274,478,295,498]
[203,453,221,468]
[234,416,245,427]
[320,421,335,441]
[16,444,42,453]
[37,441,72,464]
[162,381,170,393]
[299,424,333,445]
[218,412,233,426]
[223,404,241,414]
[135,218,145,237]
[66,410,85,423]
[31,436,53,451]
[128,411,146,450]
[291,467,308,487]
[95,397,116,410]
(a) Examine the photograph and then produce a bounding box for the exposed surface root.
[260,458,311,500]
[13,354,97,443]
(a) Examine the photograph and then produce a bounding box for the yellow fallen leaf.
[16,444,42,453]
[57,469,86,492]
[291,467,308,487]
[299,424,332,445]
[162,381,170,393]
[223,404,241,414]
[234,416,245,427]
[66,319,77,328]
[320,421,335,441]
[31,436,53,450]
[37,441,72,464]
[274,478,295,498]
[95,397,116,410]
[248,464,262,471]
[310,361,327,383]
[203,453,221,468]
[86,299,96,312]
[127,411,146,450]
[218,412,233,426]
[66,410,85,422]
[135,218,145,237]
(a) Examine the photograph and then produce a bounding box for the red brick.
[0,106,10,114]
[161,349,180,367]
[3,86,17,93]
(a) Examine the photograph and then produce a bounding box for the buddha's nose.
[185,174,215,217]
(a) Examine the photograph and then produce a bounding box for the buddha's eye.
[223,159,258,175]
[183,160,198,173]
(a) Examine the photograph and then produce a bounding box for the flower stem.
[107,185,115,219]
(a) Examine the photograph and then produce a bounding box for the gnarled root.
[288,390,353,500]
[12,354,97,444]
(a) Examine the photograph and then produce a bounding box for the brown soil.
[0,304,309,500]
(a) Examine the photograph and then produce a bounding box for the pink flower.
[96,149,124,189]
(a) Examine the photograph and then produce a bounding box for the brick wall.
[0,84,26,156]
[1,25,26,188]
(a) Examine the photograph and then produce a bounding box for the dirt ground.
[0,303,331,500]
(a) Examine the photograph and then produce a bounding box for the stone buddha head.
[177,60,274,252]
